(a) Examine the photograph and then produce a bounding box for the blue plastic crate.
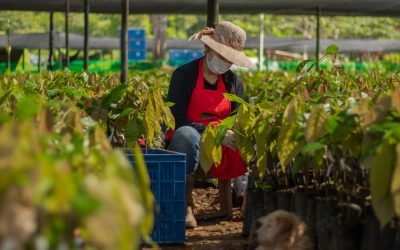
[128,28,145,40]
[128,50,146,61]
[125,148,186,244]
[128,39,146,50]
[169,50,186,60]
[187,50,203,60]
[169,49,203,66]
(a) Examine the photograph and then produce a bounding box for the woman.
[167,21,255,228]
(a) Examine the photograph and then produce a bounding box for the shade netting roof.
[1,33,399,53]
[0,0,399,16]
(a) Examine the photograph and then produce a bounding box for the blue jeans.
[167,126,200,174]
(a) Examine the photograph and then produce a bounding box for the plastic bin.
[128,39,147,51]
[128,50,146,61]
[125,148,186,244]
[128,28,146,40]
[168,49,203,67]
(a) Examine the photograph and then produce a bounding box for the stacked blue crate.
[128,28,146,61]
[169,49,204,67]
[125,148,186,244]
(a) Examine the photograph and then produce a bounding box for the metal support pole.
[48,11,54,71]
[84,0,90,71]
[38,49,41,72]
[316,6,321,70]
[207,0,219,28]
[100,50,104,70]
[5,19,11,72]
[58,49,63,69]
[65,0,70,68]
[258,13,265,71]
[120,0,129,83]
[22,49,25,71]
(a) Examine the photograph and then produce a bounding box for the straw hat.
[189,21,255,69]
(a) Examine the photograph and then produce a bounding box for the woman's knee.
[171,126,200,146]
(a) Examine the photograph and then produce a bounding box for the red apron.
[186,58,247,179]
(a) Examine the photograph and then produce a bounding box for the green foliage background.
[0,12,399,39]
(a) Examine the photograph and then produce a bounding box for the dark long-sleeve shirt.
[167,57,244,133]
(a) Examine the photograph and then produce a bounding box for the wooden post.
[120,0,129,83]
[218,179,232,217]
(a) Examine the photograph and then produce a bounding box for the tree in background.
[0,11,151,37]
[151,15,167,61]
[1,11,398,40]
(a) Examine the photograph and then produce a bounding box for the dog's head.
[256,210,306,248]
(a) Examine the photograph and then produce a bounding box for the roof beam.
[0,0,399,16]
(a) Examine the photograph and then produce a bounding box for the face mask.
[206,53,232,74]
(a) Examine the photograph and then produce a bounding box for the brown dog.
[255,210,313,250]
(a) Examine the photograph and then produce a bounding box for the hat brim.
[200,36,255,69]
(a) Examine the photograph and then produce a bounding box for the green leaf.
[144,94,161,144]
[63,86,83,100]
[132,144,154,236]
[214,126,228,146]
[200,113,218,118]
[211,144,223,166]
[80,117,97,130]
[119,108,134,118]
[296,59,313,73]
[305,105,328,143]
[283,97,298,123]
[219,115,236,129]
[0,113,11,123]
[254,111,269,178]
[0,89,13,106]
[72,192,100,217]
[302,142,325,153]
[199,126,222,173]
[46,88,60,98]
[391,144,400,217]
[372,197,395,229]
[234,104,256,164]
[325,44,339,55]
[235,133,255,165]
[277,122,304,170]
[164,101,175,108]
[125,118,145,147]
[101,84,128,108]
[162,104,175,130]
[292,155,307,177]
[223,93,246,104]
[237,104,255,135]
[16,95,40,120]
[326,116,339,134]
[370,140,396,227]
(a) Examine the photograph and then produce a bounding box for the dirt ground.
[145,188,249,250]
